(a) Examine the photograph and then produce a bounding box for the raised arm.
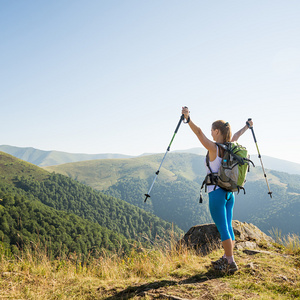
[231,119,253,142]
[182,107,216,153]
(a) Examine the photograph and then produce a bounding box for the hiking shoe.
[227,261,238,274]
[213,258,228,271]
[211,257,226,266]
[213,259,239,274]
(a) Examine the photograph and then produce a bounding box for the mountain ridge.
[0,145,134,167]
[1,144,300,175]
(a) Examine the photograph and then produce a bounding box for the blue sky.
[1,1,300,163]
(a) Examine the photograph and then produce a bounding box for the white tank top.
[205,146,222,193]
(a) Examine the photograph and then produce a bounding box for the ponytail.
[212,120,232,143]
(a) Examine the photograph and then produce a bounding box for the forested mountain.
[45,153,300,236]
[45,153,213,230]
[0,152,183,258]
[0,185,130,258]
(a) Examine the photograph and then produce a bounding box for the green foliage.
[0,152,183,259]
[47,153,300,236]
[15,173,183,241]
[235,180,300,235]
[0,183,131,258]
[104,177,212,232]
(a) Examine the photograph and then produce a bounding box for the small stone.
[277,275,288,281]
[246,262,255,270]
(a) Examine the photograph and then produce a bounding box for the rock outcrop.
[179,220,274,255]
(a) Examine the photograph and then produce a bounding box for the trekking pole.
[144,112,185,202]
[247,118,273,198]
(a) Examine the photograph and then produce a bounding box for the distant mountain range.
[0,145,133,167]
[1,144,300,175]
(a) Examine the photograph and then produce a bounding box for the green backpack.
[200,142,254,203]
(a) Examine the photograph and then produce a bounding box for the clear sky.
[1,1,300,163]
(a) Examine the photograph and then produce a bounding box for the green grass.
[44,154,180,190]
[0,152,49,184]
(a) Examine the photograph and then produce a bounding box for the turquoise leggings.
[209,188,235,242]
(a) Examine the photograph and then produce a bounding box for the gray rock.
[235,241,257,250]
[178,220,274,255]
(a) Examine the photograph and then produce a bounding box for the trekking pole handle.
[175,114,185,133]
[247,118,257,143]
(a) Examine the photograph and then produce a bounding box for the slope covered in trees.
[16,173,183,241]
[0,183,130,257]
[46,153,300,235]
[0,152,183,257]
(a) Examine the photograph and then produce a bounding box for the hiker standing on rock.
[181,106,253,273]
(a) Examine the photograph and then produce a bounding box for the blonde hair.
[212,120,232,143]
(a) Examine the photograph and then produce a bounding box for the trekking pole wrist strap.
[184,116,190,124]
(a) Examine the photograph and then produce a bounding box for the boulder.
[178,220,274,255]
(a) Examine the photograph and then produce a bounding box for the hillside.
[0,145,133,167]
[45,153,300,236]
[0,153,131,257]
[2,144,300,175]
[245,154,300,176]
[45,153,213,231]
[0,152,183,257]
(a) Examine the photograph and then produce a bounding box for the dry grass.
[0,241,207,299]
[0,234,299,299]
[270,228,300,254]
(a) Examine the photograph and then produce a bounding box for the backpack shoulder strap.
[205,151,213,174]
[215,142,230,151]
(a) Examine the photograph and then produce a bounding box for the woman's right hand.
[182,106,189,120]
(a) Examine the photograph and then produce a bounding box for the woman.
[181,106,253,273]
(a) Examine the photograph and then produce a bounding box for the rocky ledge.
[179,220,274,255]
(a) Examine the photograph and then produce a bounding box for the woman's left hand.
[182,106,189,120]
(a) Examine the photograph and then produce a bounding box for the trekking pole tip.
[144,194,150,202]
[268,192,273,198]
